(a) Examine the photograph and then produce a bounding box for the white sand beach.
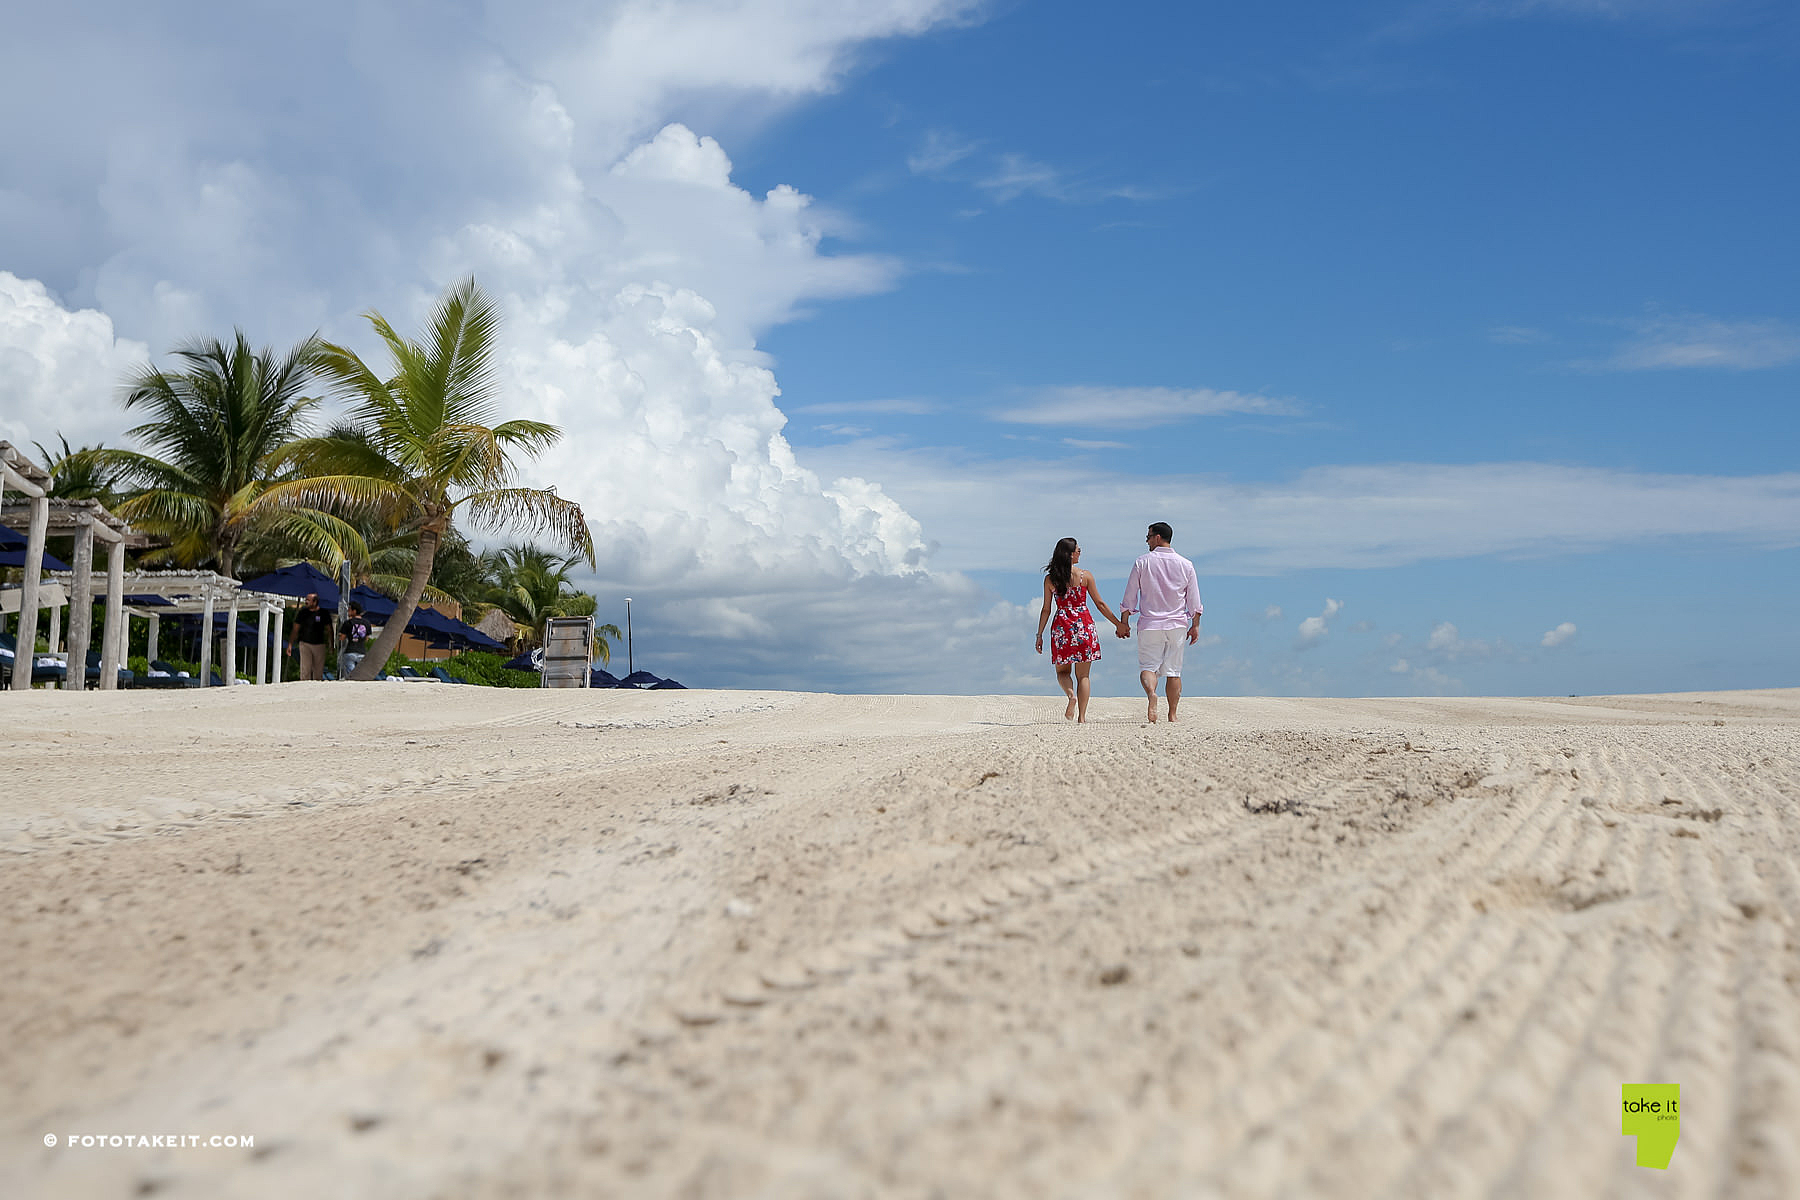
[2,685,1797,1198]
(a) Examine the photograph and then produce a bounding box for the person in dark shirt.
[338,601,371,678]
[286,592,332,681]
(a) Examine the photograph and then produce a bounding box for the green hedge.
[375,649,536,687]
[435,650,538,688]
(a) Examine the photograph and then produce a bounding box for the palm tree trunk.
[350,527,440,680]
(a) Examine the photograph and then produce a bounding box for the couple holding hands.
[1034,521,1204,725]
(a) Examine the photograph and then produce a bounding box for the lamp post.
[624,597,633,678]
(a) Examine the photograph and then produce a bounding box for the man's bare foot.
[1146,699,1158,724]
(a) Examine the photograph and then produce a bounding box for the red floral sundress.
[1049,580,1102,666]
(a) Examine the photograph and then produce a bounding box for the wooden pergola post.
[99,538,126,689]
[223,594,240,686]
[273,606,286,682]
[147,612,160,662]
[2,452,51,692]
[65,519,95,692]
[199,589,215,685]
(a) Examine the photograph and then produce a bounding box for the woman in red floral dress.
[1035,537,1127,722]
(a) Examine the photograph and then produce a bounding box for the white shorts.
[1137,627,1187,677]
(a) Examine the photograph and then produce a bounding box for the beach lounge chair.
[0,633,68,687]
[399,665,422,678]
[429,666,462,684]
[85,651,134,689]
[141,659,193,689]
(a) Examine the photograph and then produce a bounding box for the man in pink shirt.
[1117,521,1203,724]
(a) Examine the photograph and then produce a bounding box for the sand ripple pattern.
[0,686,1796,1198]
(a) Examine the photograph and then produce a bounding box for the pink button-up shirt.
[1120,548,1202,631]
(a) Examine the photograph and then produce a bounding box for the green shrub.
[436,650,537,688]
[366,649,534,687]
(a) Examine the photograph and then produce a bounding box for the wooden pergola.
[76,569,288,686]
[2,442,153,692]
[3,443,300,690]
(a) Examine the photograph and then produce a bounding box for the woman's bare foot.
[1064,696,1077,721]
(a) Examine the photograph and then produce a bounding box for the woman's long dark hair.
[1045,537,1078,596]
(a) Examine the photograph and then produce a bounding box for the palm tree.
[281,278,593,680]
[484,543,621,659]
[35,435,126,505]
[415,527,496,613]
[244,519,471,611]
[95,332,365,577]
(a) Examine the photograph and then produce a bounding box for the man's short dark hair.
[348,602,362,615]
[1148,521,1173,543]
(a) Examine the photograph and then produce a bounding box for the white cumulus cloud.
[0,0,1015,693]
[0,273,149,450]
[1541,621,1578,647]
[1426,621,1494,660]
[1296,598,1343,648]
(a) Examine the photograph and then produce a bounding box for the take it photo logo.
[1621,1083,1680,1169]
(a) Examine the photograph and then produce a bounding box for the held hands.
[1115,619,1130,639]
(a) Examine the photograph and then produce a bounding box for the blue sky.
[2,0,1795,695]
[763,0,1800,696]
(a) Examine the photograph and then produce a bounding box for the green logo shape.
[1621,1083,1680,1169]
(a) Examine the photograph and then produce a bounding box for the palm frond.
[256,509,370,571]
[489,419,562,456]
[81,446,200,493]
[259,474,416,526]
[428,276,504,427]
[458,487,594,563]
[313,339,403,430]
[274,431,402,482]
[365,574,457,606]
[113,488,216,531]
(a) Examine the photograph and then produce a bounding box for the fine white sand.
[2,684,1797,1198]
